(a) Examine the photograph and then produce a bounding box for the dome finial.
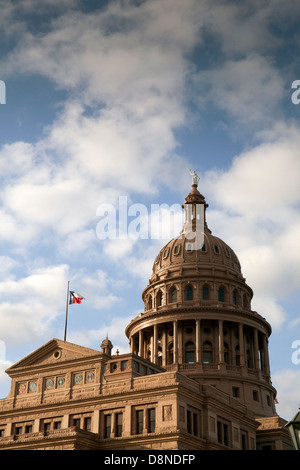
[189,169,200,187]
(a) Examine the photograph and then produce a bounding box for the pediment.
[6,338,101,373]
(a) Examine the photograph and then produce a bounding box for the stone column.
[139,330,143,357]
[130,335,134,354]
[253,328,260,370]
[218,320,224,364]
[196,319,201,362]
[263,334,271,376]
[178,323,183,363]
[162,328,167,367]
[173,320,178,364]
[239,323,245,366]
[153,324,158,364]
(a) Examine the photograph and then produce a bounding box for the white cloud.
[272,369,300,420]
[201,123,300,329]
[0,264,69,343]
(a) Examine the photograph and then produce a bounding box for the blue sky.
[0,0,300,420]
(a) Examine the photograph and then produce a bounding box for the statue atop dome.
[189,169,200,186]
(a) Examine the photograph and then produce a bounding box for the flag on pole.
[69,291,85,304]
[64,281,85,341]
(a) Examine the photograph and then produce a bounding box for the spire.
[182,170,208,249]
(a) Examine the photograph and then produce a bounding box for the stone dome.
[151,228,243,281]
[142,180,253,311]
[125,175,275,419]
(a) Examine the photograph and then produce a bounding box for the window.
[214,245,220,254]
[187,410,192,434]
[187,410,199,436]
[104,414,111,438]
[174,245,179,254]
[54,421,61,430]
[15,426,22,435]
[44,422,51,432]
[186,285,193,301]
[73,418,81,428]
[232,387,239,398]
[217,418,230,446]
[148,409,156,433]
[235,345,240,366]
[116,413,123,437]
[84,417,91,432]
[185,341,195,364]
[232,290,237,305]
[156,290,163,307]
[25,424,33,434]
[136,410,144,434]
[202,285,209,300]
[170,287,177,303]
[253,390,259,402]
[201,244,206,252]
[224,342,230,364]
[202,341,213,364]
[218,287,224,302]
[0,429,4,438]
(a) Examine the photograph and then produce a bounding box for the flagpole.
[64,280,70,342]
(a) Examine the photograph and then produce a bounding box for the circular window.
[74,374,83,384]
[203,327,211,334]
[57,377,65,387]
[185,327,194,335]
[86,372,95,382]
[46,379,54,389]
[29,382,37,392]
[53,350,61,359]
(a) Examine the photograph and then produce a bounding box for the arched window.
[243,294,248,309]
[169,286,177,303]
[232,290,238,305]
[148,295,153,310]
[186,285,193,301]
[185,341,195,364]
[224,342,230,364]
[202,285,209,300]
[156,290,163,307]
[158,347,163,366]
[202,341,213,364]
[218,287,224,302]
[167,343,173,365]
[235,345,240,366]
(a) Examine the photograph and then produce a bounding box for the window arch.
[224,342,230,364]
[167,343,173,365]
[185,341,195,364]
[218,287,225,302]
[169,286,177,303]
[235,345,240,366]
[186,285,193,301]
[156,290,163,307]
[202,284,210,300]
[202,341,213,364]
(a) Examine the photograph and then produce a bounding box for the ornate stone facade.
[0,181,293,450]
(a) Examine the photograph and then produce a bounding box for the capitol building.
[0,176,293,450]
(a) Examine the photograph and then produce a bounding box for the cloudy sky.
[0,0,300,420]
